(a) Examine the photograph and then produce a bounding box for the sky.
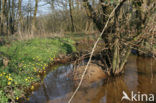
[22,0,52,16]
[38,1,51,15]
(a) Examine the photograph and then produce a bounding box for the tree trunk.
[82,0,153,75]
[76,0,80,10]
[69,0,74,32]
[1,0,7,35]
[10,0,15,34]
[18,0,22,33]
[0,0,1,35]
[32,0,38,33]
[7,0,10,35]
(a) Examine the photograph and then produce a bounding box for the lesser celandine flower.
[6,76,8,78]
[34,68,37,71]
[16,97,19,100]
[8,81,11,85]
[31,86,34,90]
[25,78,28,81]
[8,77,12,81]
[0,74,2,77]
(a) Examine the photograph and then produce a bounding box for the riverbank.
[0,37,76,102]
[0,33,155,103]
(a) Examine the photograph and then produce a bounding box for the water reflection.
[29,64,74,103]
[29,55,156,103]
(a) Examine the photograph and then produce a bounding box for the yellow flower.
[25,78,28,81]
[8,77,12,81]
[31,86,34,90]
[0,74,2,77]
[6,76,8,79]
[50,58,53,61]
[34,68,37,71]
[3,72,6,75]
[8,81,11,85]
[16,97,19,100]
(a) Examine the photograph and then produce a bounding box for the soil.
[71,63,108,87]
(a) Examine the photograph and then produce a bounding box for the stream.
[28,55,156,103]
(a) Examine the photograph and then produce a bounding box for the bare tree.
[32,0,39,33]
[82,0,156,75]
[10,0,15,34]
[0,0,1,34]
[18,0,22,33]
[0,0,7,35]
[69,0,74,32]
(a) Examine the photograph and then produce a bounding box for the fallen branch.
[68,0,127,103]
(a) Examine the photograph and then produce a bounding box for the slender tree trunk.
[76,0,80,10]
[85,20,91,32]
[18,0,22,33]
[7,0,10,35]
[1,0,7,35]
[0,0,1,35]
[69,0,74,32]
[92,0,95,7]
[32,0,38,33]
[10,0,15,34]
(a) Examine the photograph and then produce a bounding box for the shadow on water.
[28,55,156,103]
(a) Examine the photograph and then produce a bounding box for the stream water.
[28,55,156,103]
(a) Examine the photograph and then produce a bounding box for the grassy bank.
[0,37,76,102]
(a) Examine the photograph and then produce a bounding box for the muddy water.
[29,55,156,103]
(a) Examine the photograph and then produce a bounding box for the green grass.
[0,37,76,102]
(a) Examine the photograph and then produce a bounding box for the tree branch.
[68,0,128,103]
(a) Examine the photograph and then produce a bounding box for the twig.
[67,1,126,103]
